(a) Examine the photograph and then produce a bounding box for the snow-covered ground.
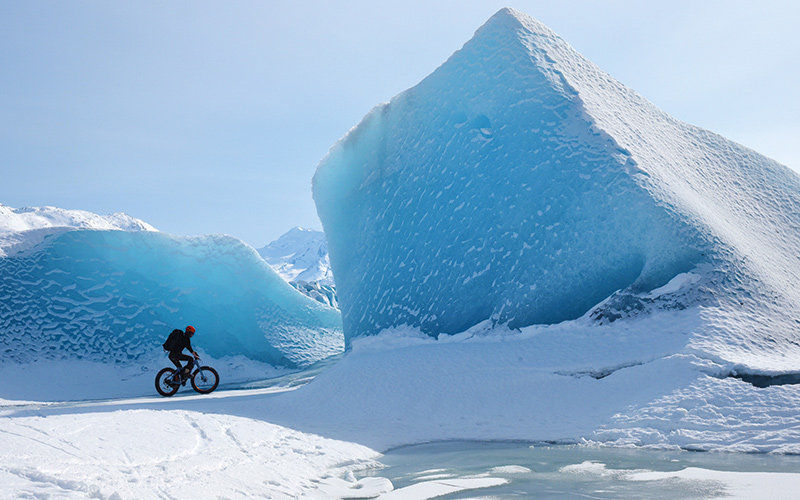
[4,316,800,498]
[0,401,385,499]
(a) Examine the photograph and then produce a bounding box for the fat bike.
[155,357,219,397]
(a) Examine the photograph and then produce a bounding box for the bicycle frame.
[193,357,208,381]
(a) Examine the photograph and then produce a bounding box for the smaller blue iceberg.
[0,229,343,367]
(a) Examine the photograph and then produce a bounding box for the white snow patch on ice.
[490,465,533,474]
[373,477,508,499]
[647,272,702,299]
[629,467,800,500]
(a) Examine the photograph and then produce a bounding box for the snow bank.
[0,408,383,499]
[252,311,800,454]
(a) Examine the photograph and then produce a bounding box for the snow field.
[0,409,383,499]
[0,351,291,402]
[255,315,800,454]
[3,312,800,498]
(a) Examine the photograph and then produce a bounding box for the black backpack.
[162,329,182,352]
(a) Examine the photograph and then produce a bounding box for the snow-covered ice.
[370,441,800,500]
[257,317,800,454]
[4,319,800,498]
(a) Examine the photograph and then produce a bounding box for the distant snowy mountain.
[0,203,158,257]
[258,227,333,284]
[0,203,157,234]
[258,227,338,308]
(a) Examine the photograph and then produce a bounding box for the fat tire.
[155,367,180,397]
[191,366,219,394]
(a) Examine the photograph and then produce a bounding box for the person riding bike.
[167,325,200,383]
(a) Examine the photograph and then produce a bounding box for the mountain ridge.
[257,227,333,285]
[258,227,337,308]
[0,203,157,234]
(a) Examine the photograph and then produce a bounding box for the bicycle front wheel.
[191,366,219,394]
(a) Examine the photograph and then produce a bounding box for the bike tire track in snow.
[0,406,386,500]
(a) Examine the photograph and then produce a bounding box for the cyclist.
[166,326,200,384]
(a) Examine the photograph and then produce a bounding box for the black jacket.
[168,329,193,355]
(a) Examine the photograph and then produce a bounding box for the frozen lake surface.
[359,441,800,499]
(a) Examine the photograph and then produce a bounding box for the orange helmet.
[186,325,196,334]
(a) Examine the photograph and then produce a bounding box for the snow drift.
[313,8,800,373]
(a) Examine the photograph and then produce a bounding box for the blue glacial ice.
[313,8,800,369]
[0,229,343,367]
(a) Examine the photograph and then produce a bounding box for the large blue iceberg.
[313,8,800,369]
[0,229,343,367]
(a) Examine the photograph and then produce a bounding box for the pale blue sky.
[1,1,797,246]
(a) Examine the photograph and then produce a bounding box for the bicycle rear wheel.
[155,367,180,397]
[191,366,219,394]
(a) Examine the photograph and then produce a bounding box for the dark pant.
[169,352,194,373]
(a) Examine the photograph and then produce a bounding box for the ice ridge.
[0,229,343,368]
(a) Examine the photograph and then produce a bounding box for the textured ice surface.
[0,229,343,367]
[314,8,800,370]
